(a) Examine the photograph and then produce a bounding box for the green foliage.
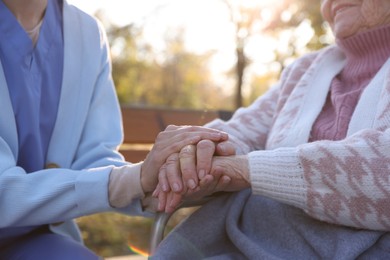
[245,70,279,105]
[77,213,153,257]
[106,23,233,110]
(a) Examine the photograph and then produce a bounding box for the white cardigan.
[207,45,390,231]
[0,2,144,241]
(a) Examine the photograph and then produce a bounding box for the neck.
[2,0,47,31]
[336,25,390,79]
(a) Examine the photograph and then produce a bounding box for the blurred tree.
[221,0,331,109]
[105,22,232,110]
[156,29,233,109]
[244,70,279,106]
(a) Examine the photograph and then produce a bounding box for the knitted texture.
[311,25,390,141]
[206,27,390,231]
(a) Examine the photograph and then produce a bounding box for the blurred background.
[67,0,334,258]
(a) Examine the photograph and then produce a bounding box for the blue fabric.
[0,0,141,245]
[0,0,63,246]
[1,229,100,260]
[0,0,63,173]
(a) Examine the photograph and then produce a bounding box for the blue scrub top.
[0,0,64,245]
[0,0,64,173]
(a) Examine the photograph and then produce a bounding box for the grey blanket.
[151,189,390,259]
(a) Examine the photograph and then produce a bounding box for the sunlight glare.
[68,0,314,91]
[128,244,149,257]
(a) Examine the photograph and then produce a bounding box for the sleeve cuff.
[108,162,145,208]
[248,148,307,209]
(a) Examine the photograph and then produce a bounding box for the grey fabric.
[151,189,390,259]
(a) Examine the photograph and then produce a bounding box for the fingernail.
[162,184,168,192]
[187,179,196,189]
[199,169,205,179]
[173,183,180,192]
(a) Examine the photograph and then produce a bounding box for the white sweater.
[207,45,390,231]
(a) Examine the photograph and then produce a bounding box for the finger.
[196,140,215,179]
[157,189,168,212]
[166,192,183,213]
[154,126,229,155]
[158,164,170,192]
[199,174,217,194]
[215,175,231,192]
[152,184,162,198]
[165,153,183,193]
[179,144,198,191]
[164,125,181,131]
[215,141,236,156]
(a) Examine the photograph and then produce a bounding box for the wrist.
[108,162,144,208]
[140,162,154,193]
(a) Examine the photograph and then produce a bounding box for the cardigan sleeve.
[206,52,390,231]
[248,128,390,231]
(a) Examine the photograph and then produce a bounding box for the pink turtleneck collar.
[336,24,390,81]
[310,24,390,142]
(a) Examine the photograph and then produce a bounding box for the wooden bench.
[119,106,233,163]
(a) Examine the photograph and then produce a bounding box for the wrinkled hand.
[158,139,236,194]
[209,155,251,192]
[140,125,228,193]
[154,139,238,213]
[155,163,232,213]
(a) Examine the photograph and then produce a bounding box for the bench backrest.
[119,106,233,162]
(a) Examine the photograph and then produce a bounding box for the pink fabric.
[310,25,390,141]
[205,24,390,230]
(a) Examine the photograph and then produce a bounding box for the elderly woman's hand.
[157,139,235,194]
[154,154,250,213]
[154,139,237,212]
[209,155,251,192]
[155,162,232,213]
[140,125,228,193]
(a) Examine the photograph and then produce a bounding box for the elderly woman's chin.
[332,20,388,39]
[332,25,359,39]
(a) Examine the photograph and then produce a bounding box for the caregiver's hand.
[140,125,228,193]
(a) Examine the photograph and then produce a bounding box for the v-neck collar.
[0,0,59,57]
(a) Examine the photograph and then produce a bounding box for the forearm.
[249,129,390,231]
[109,162,144,208]
[0,166,114,227]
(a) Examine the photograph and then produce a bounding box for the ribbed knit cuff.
[248,148,306,209]
[108,162,145,208]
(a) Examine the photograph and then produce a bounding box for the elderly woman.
[153,0,390,258]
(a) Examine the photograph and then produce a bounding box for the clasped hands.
[151,126,251,213]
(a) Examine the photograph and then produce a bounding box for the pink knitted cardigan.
[206,25,390,231]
